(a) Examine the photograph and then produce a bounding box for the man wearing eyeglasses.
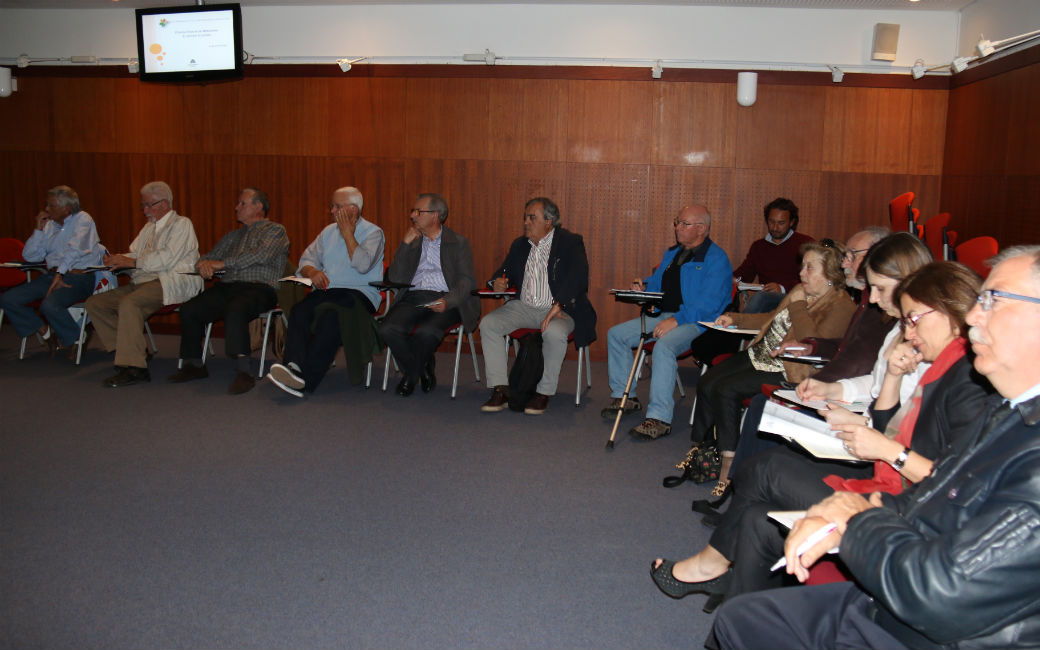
[732,197,813,314]
[711,245,1040,650]
[86,181,202,387]
[602,204,732,440]
[377,193,479,397]
[267,186,384,397]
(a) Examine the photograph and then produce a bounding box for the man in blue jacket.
[602,204,732,440]
[711,246,1040,650]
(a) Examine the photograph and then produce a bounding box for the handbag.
[662,444,721,487]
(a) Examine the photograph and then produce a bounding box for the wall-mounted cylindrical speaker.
[0,67,12,98]
[736,71,757,107]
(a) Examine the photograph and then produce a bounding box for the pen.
[769,522,838,571]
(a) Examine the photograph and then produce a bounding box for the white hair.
[334,186,363,212]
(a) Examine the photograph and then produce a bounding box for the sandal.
[630,418,671,441]
[600,396,642,420]
[649,560,732,599]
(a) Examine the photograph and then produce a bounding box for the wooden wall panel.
[404,78,490,161]
[487,79,570,162]
[0,78,53,151]
[647,166,734,255]
[565,81,653,164]
[326,78,408,159]
[652,82,736,168]
[908,90,947,176]
[734,84,826,171]
[1004,64,1040,175]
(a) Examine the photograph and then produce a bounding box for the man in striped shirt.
[478,197,596,415]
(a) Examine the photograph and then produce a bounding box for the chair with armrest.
[922,213,951,261]
[507,328,591,406]
[0,238,28,335]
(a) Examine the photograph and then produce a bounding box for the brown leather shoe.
[523,392,550,415]
[228,370,256,395]
[481,386,509,412]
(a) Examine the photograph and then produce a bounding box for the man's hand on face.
[403,225,421,245]
[333,205,359,232]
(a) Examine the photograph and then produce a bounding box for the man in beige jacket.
[86,181,203,387]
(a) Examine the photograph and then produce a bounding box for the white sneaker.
[268,363,304,397]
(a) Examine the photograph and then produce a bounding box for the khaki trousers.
[85,280,164,369]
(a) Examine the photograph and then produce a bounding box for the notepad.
[759,400,864,462]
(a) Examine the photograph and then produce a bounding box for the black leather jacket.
[841,394,1040,649]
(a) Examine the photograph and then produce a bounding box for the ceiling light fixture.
[950,56,976,74]
[828,65,844,83]
[976,29,1040,58]
[651,60,663,79]
[462,49,498,66]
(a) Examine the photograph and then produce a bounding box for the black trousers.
[690,352,784,451]
[708,445,873,598]
[283,288,372,391]
[178,281,277,359]
[711,582,909,650]
[377,290,461,383]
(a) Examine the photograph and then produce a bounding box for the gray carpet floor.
[1,328,719,649]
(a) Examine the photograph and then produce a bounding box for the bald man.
[603,205,733,441]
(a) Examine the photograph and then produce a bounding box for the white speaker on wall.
[736,71,757,107]
[0,67,13,98]
[872,23,900,62]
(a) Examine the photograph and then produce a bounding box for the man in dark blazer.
[478,196,596,415]
[379,193,480,396]
[710,246,1040,650]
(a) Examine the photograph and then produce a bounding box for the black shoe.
[167,364,209,383]
[396,377,416,397]
[103,366,151,388]
[649,560,731,599]
[700,510,723,529]
[420,358,436,393]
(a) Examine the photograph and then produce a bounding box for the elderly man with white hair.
[710,245,1040,650]
[86,181,202,387]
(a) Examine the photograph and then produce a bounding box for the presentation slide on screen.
[141,10,235,73]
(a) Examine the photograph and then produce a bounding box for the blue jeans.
[0,272,96,346]
[606,313,703,423]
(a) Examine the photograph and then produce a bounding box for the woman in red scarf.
[650,262,990,611]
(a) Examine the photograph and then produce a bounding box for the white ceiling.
[0,0,976,10]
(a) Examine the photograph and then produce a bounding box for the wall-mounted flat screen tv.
[135,3,243,82]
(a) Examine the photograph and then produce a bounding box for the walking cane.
[607,306,652,449]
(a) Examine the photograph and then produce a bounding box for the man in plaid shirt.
[168,187,289,394]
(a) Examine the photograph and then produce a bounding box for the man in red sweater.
[732,197,814,313]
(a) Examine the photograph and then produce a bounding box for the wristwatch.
[891,446,911,472]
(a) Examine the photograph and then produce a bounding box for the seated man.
[711,247,1040,650]
[0,185,105,357]
[603,204,732,440]
[167,187,289,395]
[732,197,812,313]
[86,181,202,387]
[478,197,596,415]
[379,192,479,397]
[267,186,384,397]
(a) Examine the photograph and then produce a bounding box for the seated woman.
[695,232,934,504]
[650,262,990,613]
[688,240,856,495]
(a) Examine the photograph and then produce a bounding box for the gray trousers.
[478,300,574,395]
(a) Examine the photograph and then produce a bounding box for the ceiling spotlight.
[950,56,975,74]
[336,57,366,73]
[911,59,926,80]
[17,54,30,68]
[651,60,663,80]
[976,37,995,58]
[828,65,844,83]
[128,58,139,74]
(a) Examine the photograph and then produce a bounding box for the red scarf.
[822,337,967,495]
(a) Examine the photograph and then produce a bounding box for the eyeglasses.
[410,209,438,216]
[140,199,166,209]
[843,248,870,261]
[673,221,703,228]
[976,289,1040,312]
[900,309,936,330]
